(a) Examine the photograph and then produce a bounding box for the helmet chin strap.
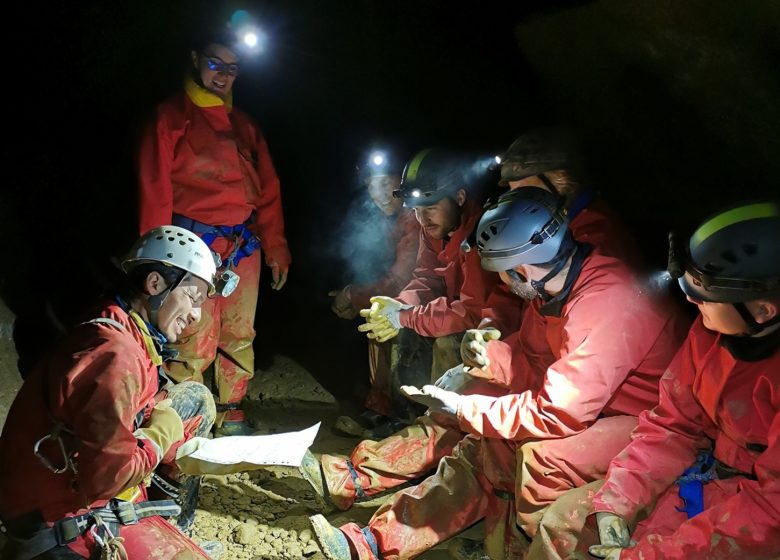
[732,302,780,336]
[530,250,570,302]
[147,272,187,326]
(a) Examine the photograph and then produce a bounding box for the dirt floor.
[0,313,471,558]
[188,355,463,559]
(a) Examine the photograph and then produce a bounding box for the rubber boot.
[310,514,352,560]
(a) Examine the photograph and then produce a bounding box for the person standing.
[137,19,291,436]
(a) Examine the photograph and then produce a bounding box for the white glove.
[434,363,474,393]
[400,385,463,416]
[460,328,501,369]
[588,512,632,559]
[365,296,412,329]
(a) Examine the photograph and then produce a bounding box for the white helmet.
[122,226,218,295]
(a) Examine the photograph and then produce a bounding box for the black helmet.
[672,201,780,303]
[476,187,570,272]
[393,149,467,207]
[499,129,575,186]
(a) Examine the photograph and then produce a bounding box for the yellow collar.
[128,310,163,366]
[184,75,233,111]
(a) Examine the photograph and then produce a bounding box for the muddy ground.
[0,306,470,558]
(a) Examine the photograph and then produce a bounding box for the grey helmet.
[672,201,780,304]
[476,187,570,272]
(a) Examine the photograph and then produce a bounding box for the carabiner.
[33,433,73,474]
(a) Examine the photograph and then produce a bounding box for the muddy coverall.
[0,300,214,559]
[531,316,780,560]
[321,196,650,512]
[345,209,421,417]
[335,250,689,559]
[138,77,290,424]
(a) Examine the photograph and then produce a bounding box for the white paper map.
[180,423,320,473]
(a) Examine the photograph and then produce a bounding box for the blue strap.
[345,459,368,500]
[675,451,717,518]
[360,526,384,560]
[566,188,595,221]
[172,213,260,267]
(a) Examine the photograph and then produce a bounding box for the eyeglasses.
[202,54,240,76]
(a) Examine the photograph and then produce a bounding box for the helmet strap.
[732,302,780,336]
[530,244,573,302]
[148,271,187,325]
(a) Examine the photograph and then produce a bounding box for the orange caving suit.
[0,300,209,559]
[533,317,780,559]
[349,209,421,416]
[137,77,290,423]
[393,199,504,337]
[321,196,648,512]
[335,250,690,560]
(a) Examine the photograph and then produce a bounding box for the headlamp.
[215,269,240,298]
[371,152,385,167]
[228,10,266,56]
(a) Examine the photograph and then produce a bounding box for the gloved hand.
[357,296,412,342]
[588,512,631,559]
[434,363,474,393]
[269,261,289,291]
[134,399,184,464]
[460,328,501,369]
[358,313,399,342]
[400,385,463,416]
[328,286,358,320]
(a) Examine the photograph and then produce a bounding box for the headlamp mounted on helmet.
[668,232,780,303]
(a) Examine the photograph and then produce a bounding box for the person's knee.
[169,381,217,429]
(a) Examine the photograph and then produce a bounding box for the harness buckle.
[53,516,81,545]
[111,501,139,525]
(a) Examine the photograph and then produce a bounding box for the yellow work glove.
[460,328,501,369]
[134,399,184,464]
[589,512,632,559]
[357,296,411,342]
[328,286,358,320]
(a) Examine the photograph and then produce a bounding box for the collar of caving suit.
[184,75,233,112]
[114,295,167,366]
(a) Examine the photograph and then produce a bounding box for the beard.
[508,277,540,300]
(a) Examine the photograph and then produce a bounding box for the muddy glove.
[589,512,631,559]
[461,328,501,369]
[434,363,474,393]
[400,385,462,416]
[328,286,358,320]
[357,297,412,342]
[134,399,184,465]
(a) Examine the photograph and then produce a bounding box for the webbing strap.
[6,500,181,560]
[361,526,384,560]
[172,213,261,267]
[676,451,717,518]
[345,459,368,500]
